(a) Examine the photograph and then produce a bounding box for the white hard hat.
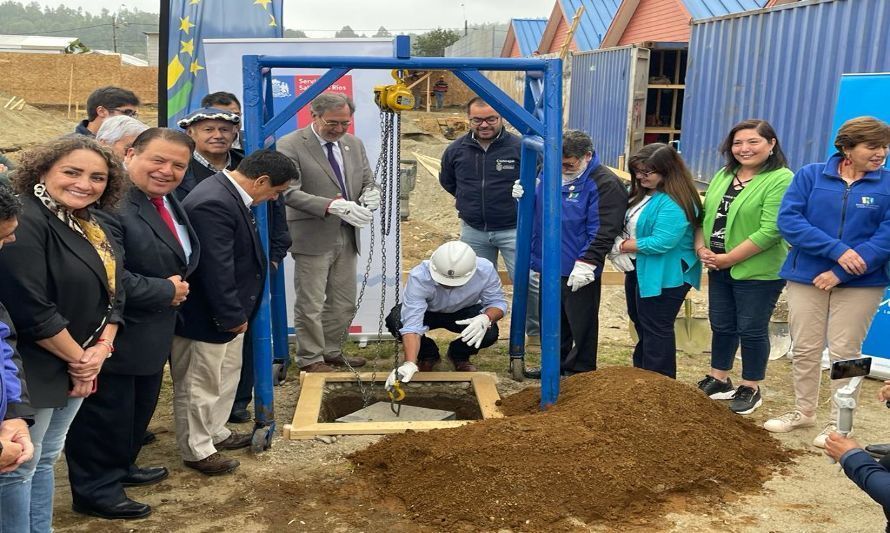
[429,241,477,287]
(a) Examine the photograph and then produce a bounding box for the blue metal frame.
[242,36,564,442]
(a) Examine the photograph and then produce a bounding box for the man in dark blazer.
[172,149,294,476]
[278,93,380,372]
[174,105,291,424]
[65,128,198,520]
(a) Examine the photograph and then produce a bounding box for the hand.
[327,199,373,228]
[69,378,94,398]
[619,238,637,254]
[455,314,492,349]
[837,249,867,276]
[385,361,419,391]
[708,253,734,271]
[0,439,24,470]
[358,188,381,211]
[609,253,635,272]
[511,180,524,199]
[0,164,7,173]
[168,274,190,306]
[566,261,597,292]
[0,418,32,472]
[878,380,890,402]
[228,322,249,334]
[813,270,841,291]
[68,345,108,380]
[824,432,862,462]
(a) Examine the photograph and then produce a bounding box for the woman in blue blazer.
[617,143,703,378]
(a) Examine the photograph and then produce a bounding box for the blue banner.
[165,0,283,127]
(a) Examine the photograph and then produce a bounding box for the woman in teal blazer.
[618,144,702,378]
[695,119,793,416]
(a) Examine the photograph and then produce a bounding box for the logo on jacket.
[495,159,516,171]
[857,196,878,209]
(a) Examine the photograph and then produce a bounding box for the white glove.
[359,187,381,211]
[511,179,524,199]
[609,253,635,272]
[385,361,419,391]
[327,198,373,228]
[566,261,597,292]
[455,314,491,349]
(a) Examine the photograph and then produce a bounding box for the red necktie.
[149,196,181,245]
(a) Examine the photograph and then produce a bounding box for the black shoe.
[72,498,152,520]
[697,375,736,400]
[228,408,251,424]
[142,431,156,445]
[122,466,169,487]
[866,443,890,458]
[215,432,252,450]
[730,385,762,415]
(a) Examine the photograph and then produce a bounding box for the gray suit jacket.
[278,126,375,255]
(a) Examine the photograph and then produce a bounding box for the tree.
[334,25,358,38]
[412,28,460,57]
[372,26,391,38]
[284,28,308,38]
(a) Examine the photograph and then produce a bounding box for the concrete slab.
[336,402,456,423]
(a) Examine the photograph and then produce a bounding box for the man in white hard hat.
[384,241,507,388]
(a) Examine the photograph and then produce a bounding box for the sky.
[26,0,552,37]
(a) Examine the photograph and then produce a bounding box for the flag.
[161,0,284,126]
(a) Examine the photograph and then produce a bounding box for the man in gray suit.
[278,94,380,372]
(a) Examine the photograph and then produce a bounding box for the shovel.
[627,297,711,354]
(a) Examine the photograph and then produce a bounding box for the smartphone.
[829,357,872,380]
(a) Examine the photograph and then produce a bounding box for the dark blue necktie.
[325,142,349,200]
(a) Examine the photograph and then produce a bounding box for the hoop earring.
[33,183,46,196]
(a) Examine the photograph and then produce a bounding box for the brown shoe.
[323,354,367,367]
[301,361,336,373]
[452,360,477,372]
[215,432,252,450]
[183,452,239,476]
[417,357,440,372]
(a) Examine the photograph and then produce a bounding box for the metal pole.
[242,55,276,450]
[539,58,563,408]
[508,77,538,373]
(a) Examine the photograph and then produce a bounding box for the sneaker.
[763,410,817,433]
[697,375,736,400]
[730,385,763,415]
[813,423,852,448]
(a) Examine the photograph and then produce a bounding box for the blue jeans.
[459,222,540,336]
[434,92,445,109]
[0,397,83,533]
[708,269,785,381]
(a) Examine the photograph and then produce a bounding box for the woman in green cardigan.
[695,119,793,415]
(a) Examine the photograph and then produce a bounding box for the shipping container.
[681,0,890,183]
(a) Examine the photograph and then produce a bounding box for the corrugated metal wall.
[681,0,890,182]
[568,47,635,168]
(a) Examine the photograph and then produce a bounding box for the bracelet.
[96,338,115,354]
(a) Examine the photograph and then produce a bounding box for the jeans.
[434,92,445,109]
[459,222,540,336]
[708,269,785,381]
[0,397,83,533]
[625,269,690,379]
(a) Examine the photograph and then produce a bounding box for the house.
[500,19,547,58]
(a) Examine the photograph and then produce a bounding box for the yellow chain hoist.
[373,70,415,112]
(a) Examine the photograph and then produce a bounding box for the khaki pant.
[170,334,244,462]
[786,281,884,419]
[292,225,357,367]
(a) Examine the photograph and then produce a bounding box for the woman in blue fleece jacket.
[765,116,890,448]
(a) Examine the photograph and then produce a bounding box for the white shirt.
[222,170,254,208]
[310,123,345,179]
[163,195,193,262]
[625,195,652,260]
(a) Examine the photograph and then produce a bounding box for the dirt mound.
[0,93,72,152]
[349,367,793,530]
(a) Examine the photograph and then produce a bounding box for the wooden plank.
[647,84,685,89]
[288,420,473,439]
[291,374,325,427]
[472,374,504,419]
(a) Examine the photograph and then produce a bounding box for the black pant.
[385,303,498,362]
[559,276,602,373]
[66,371,164,506]
[625,269,690,379]
[232,332,254,412]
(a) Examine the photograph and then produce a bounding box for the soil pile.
[0,92,72,152]
[350,366,793,530]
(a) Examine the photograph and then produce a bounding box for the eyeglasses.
[562,160,584,171]
[110,108,139,118]
[321,119,352,128]
[634,168,658,178]
[469,116,500,126]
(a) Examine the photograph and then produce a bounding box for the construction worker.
[384,241,507,387]
[432,75,449,109]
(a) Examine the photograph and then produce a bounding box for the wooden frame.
[284,372,503,440]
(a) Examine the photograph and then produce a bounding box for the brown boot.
[323,354,367,367]
[301,361,336,373]
[183,452,240,476]
[417,357,440,372]
[452,360,477,372]
[215,432,252,450]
